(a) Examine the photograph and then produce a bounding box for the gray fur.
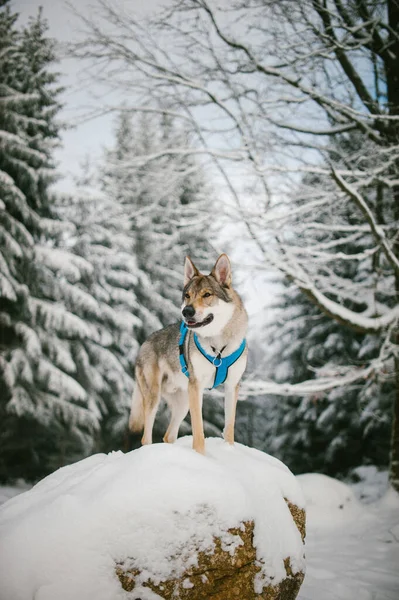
[136,323,181,373]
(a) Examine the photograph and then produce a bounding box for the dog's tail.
[129,368,145,433]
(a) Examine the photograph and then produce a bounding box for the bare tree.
[72,0,399,489]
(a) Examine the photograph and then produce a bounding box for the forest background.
[1,0,398,493]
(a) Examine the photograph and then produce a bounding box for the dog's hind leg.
[163,392,189,444]
[129,377,145,433]
[138,363,162,446]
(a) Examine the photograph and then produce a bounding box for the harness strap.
[179,321,189,376]
[179,321,246,389]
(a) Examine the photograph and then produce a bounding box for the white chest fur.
[190,350,219,389]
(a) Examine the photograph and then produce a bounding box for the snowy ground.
[297,473,399,600]
[0,453,398,600]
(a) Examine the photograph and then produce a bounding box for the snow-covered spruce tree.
[54,175,143,454]
[0,4,99,481]
[101,111,220,443]
[102,111,215,343]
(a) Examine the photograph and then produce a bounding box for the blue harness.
[179,321,246,389]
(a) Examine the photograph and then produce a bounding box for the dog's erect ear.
[211,253,232,286]
[184,256,200,286]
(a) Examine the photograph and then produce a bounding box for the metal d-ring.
[212,356,223,367]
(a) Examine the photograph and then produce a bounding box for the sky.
[14,0,168,190]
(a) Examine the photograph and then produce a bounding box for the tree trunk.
[387,0,399,492]
[390,357,399,491]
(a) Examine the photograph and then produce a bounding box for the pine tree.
[102,112,215,343]
[0,3,99,480]
[54,179,142,454]
[101,111,221,443]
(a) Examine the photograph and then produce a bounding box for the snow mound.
[297,473,356,509]
[0,437,305,600]
[347,465,389,503]
[297,473,361,529]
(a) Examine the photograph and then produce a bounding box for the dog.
[128,254,248,454]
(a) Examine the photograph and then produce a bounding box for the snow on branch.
[35,246,94,282]
[242,363,378,397]
[0,130,47,163]
[0,89,40,106]
[29,298,94,340]
[243,349,395,398]
[331,168,399,275]
[296,278,398,334]
[266,120,358,136]
[112,146,246,167]
[0,273,17,302]
[37,358,87,403]
[264,250,399,334]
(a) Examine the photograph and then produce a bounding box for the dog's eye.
[185,293,190,299]
[203,292,212,298]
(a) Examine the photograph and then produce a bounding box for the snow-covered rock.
[0,437,306,600]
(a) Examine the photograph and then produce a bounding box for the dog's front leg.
[224,383,240,445]
[188,380,205,454]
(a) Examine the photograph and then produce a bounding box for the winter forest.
[0,0,398,497]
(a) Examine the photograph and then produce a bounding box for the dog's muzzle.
[183,314,214,329]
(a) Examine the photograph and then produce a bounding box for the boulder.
[116,509,305,600]
[0,437,306,600]
[115,437,306,600]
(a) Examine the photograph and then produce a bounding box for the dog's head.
[181,254,235,337]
